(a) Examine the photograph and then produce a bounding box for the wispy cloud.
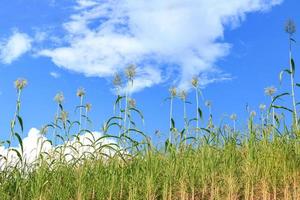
[39,0,282,92]
[50,71,61,78]
[0,31,32,64]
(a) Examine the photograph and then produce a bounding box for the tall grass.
[0,20,300,200]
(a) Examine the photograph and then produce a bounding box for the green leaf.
[279,69,291,84]
[43,139,52,146]
[272,105,293,113]
[291,38,296,43]
[129,107,144,122]
[128,128,148,139]
[274,114,280,125]
[14,132,23,153]
[171,118,175,129]
[268,92,289,114]
[198,108,203,119]
[130,120,136,127]
[106,116,122,127]
[164,139,175,153]
[103,122,122,133]
[180,129,185,138]
[182,136,196,143]
[200,128,211,134]
[188,118,197,125]
[291,58,296,75]
[272,92,289,105]
[120,133,139,145]
[56,134,65,143]
[10,149,22,162]
[74,105,85,113]
[16,115,23,132]
[96,135,120,144]
[115,95,124,106]
[279,69,292,84]
[59,103,63,111]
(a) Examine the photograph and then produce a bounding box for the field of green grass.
[0,20,299,200]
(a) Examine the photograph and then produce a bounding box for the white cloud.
[76,0,98,9]
[0,32,32,64]
[50,71,61,78]
[39,0,282,92]
[0,128,117,170]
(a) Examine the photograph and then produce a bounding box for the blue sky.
[0,0,299,143]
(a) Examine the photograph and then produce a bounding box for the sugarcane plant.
[53,92,64,146]
[279,19,299,132]
[168,86,177,143]
[123,64,136,135]
[191,76,204,135]
[76,87,86,133]
[5,78,27,170]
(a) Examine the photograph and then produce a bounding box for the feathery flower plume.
[191,76,199,88]
[86,103,92,112]
[205,100,212,108]
[128,98,136,108]
[264,86,277,96]
[125,64,137,80]
[179,90,187,101]
[169,87,177,97]
[14,78,27,91]
[250,111,256,117]
[230,113,237,132]
[113,73,122,87]
[285,19,296,35]
[76,87,86,98]
[54,92,64,104]
[259,104,266,111]
[230,114,237,121]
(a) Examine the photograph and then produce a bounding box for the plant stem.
[183,99,188,145]
[261,112,264,129]
[12,89,22,129]
[271,96,275,128]
[289,35,298,130]
[233,120,236,133]
[84,107,88,131]
[169,97,173,142]
[195,88,199,131]
[79,96,83,132]
[124,84,129,133]
[53,104,59,146]
[7,89,22,167]
[118,95,122,138]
